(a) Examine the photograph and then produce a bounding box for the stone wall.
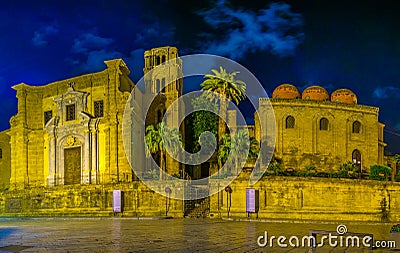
[0,182,184,217]
[210,175,400,222]
[256,98,383,172]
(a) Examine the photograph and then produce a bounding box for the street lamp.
[165,186,172,216]
[225,186,232,218]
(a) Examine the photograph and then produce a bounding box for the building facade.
[255,84,386,172]
[0,46,183,189]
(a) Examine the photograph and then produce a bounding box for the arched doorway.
[352,149,362,173]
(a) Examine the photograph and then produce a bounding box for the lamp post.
[165,187,172,216]
[225,186,232,218]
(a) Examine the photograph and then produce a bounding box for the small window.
[94,100,104,118]
[320,118,329,131]
[66,104,76,121]
[44,110,52,125]
[285,116,295,129]
[352,121,361,133]
[0,148,2,159]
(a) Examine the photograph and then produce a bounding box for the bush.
[336,161,358,179]
[298,166,317,177]
[369,164,391,181]
[266,163,284,176]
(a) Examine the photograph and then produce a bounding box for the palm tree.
[200,66,246,143]
[218,130,260,175]
[145,122,183,180]
[217,133,231,175]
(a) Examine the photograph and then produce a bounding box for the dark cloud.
[32,24,59,46]
[197,0,304,60]
[72,33,114,53]
[372,86,400,100]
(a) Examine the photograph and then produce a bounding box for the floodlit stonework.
[0,46,182,190]
[0,47,392,220]
[255,84,386,172]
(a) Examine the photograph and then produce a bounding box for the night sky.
[1,0,399,153]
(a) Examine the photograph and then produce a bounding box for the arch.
[352,149,362,172]
[161,55,166,63]
[319,118,329,130]
[352,120,361,133]
[285,116,295,129]
[156,56,161,65]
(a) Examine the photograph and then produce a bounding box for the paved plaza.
[0,217,396,252]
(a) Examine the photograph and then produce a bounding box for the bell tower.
[143,46,185,177]
[143,46,184,129]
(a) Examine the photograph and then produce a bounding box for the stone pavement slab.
[0,218,396,252]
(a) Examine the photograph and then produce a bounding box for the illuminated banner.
[113,190,122,213]
[246,188,259,213]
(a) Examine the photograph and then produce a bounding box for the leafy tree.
[217,130,260,175]
[191,96,218,154]
[145,122,183,180]
[200,66,246,143]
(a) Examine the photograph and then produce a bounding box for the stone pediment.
[54,83,89,125]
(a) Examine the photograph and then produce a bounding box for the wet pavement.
[0,217,396,252]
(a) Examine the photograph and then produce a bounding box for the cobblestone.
[0,218,396,252]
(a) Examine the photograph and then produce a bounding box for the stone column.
[47,135,57,186]
[91,130,98,184]
[45,117,58,186]
[82,130,91,184]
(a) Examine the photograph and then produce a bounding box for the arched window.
[156,79,161,93]
[320,118,329,130]
[352,121,361,133]
[352,149,361,171]
[285,116,295,129]
[161,78,166,93]
[0,148,2,159]
[156,56,161,65]
[161,55,166,63]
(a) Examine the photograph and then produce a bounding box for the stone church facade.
[255,84,386,172]
[0,46,183,189]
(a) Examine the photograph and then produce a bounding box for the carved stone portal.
[46,86,99,186]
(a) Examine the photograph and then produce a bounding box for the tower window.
[352,121,361,133]
[161,78,166,92]
[161,55,166,63]
[0,148,2,159]
[66,104,76,121]
[320,118,329,131]
[44,110,52,125]
[285,116,295,129]
[156,56,161,65]
[94,100,104,118]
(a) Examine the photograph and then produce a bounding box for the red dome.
[272,84,300,99]
[331,88,357,104]
[302,86,329,101]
